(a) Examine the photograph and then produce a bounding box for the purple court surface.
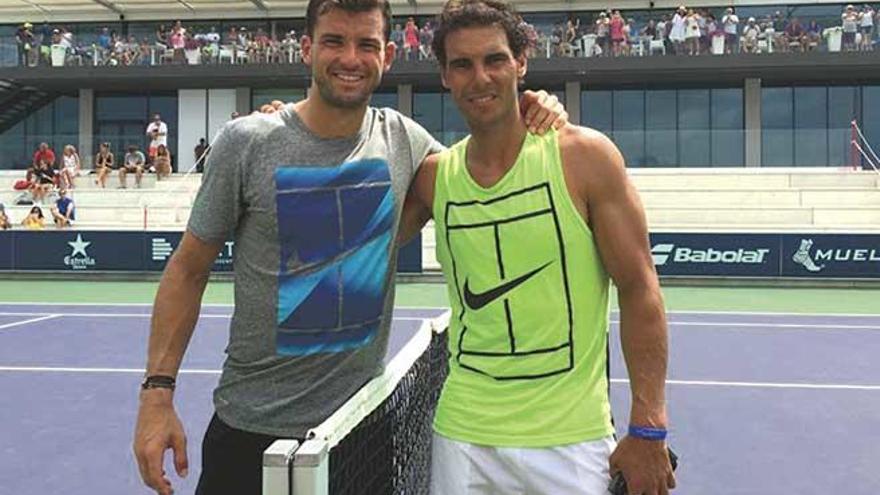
[0,303,878,494]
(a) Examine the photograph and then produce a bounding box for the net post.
[263,439,300,495]
[293,439,330,495]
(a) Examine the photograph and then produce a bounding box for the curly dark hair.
[305,0,392,42]
[431,0,531,66]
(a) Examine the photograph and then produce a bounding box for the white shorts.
[430,433,616,495]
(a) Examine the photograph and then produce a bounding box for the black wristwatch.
[141,375,176,391]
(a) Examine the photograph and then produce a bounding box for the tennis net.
[263,312,450,495]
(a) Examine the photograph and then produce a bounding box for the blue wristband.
[628,425,667,441]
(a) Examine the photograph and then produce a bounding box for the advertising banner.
[649,233,780,277]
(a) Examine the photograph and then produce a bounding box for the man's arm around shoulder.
[133,231,225,495]
[398,154,440,246]
[559,125,676,494]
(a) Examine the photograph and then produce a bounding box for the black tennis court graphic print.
[444,182,575,380]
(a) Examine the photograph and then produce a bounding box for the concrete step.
[639,189,802,208]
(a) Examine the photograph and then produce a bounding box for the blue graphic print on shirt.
[274,158,394,356]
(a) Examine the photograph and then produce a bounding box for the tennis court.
[0,286,879,494]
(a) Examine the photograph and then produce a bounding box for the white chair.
[235,48,250,64]
[184,48,200,65]
[50,44,67,66]
[711,35,725,55]
[582,34,597,57]
[649,39,666,55]
[218,44,235,64]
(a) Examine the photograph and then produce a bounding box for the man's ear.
[440,65,449,89]
[516,53,528,81]
[300,35,312,65]
[383,41,396,72]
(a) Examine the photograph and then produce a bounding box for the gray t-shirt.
[188,105,441,436]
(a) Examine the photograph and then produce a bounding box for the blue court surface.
[0,303,878,494]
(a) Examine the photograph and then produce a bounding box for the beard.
[313,70,379,109]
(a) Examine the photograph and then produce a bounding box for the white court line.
[2,366,877,390]
[611,378,880,391]
[0,366,219,374]
[0,312,876,330]
[0,312,433,323]
[0,315,60,330]
[1,301,879,318]
[610,320,880,331]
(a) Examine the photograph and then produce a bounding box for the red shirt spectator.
[32,142,56,168]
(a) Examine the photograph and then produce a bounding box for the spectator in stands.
[51,189,75,229]
[154,144,172,179]
[608,10,626,57]
[32,142,56,169]
[391,23,404,59]
[405,17,420,60]
[806,20,822,49]
[785,18,808,52]
[565,18,580,56]
[419,21,434,59]
[685,8,701,55]
[21,206,44,230]
[742,17,760,53]
[121,145,146,188]
[94,142,114,188]
[31,158,56,203]
[171,20,187,64]
[60,144,81,190]
[0,204,11,230]
[146,114,169,166]
[194,138,209,173]
[722,7,739,53]
[595,12,610,56]
[16,22,35,67]
[843,5,860,51]
[860,4,875,51]
[155,24,169,53]
[670,6,687,54]
[97,27,112,63]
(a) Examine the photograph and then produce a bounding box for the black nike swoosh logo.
[463,261,553,311]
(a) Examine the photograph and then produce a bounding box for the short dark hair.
[432,0,530,66]
[305,0,392,41]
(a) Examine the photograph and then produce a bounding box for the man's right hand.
[133,390,189,495]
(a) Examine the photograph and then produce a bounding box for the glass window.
[94,92,177,163]
[794,87,827,166]
[860,86,880,170]
[677,89,710,167]
[412,92,468,146]
[0,95,78,170]
[645,90,677,167]
[581,90,612,132]
[710,88,744,167]
[828,86,858,167]
[762,87,794,166]
[613,90,645,167]
[441,93,468,145]
[413,92,442,138]
[371,92,398,110]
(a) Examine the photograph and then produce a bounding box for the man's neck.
[467,111,528,173]
[293,91,368,139]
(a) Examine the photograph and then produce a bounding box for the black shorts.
[195,413,299,495]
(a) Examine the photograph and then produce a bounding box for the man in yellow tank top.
[400,1,676,493]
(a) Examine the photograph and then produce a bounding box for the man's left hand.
[609,436,676,495]
[520,90,568,134]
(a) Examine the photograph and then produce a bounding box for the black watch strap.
[141,375,176,391]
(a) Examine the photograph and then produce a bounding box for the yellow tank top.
[432,129,614,447]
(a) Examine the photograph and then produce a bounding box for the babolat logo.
[64,234,97,270]
[793,238,880,273]
[651,243,770,266]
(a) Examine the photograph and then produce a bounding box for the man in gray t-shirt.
[133,1,563,494]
